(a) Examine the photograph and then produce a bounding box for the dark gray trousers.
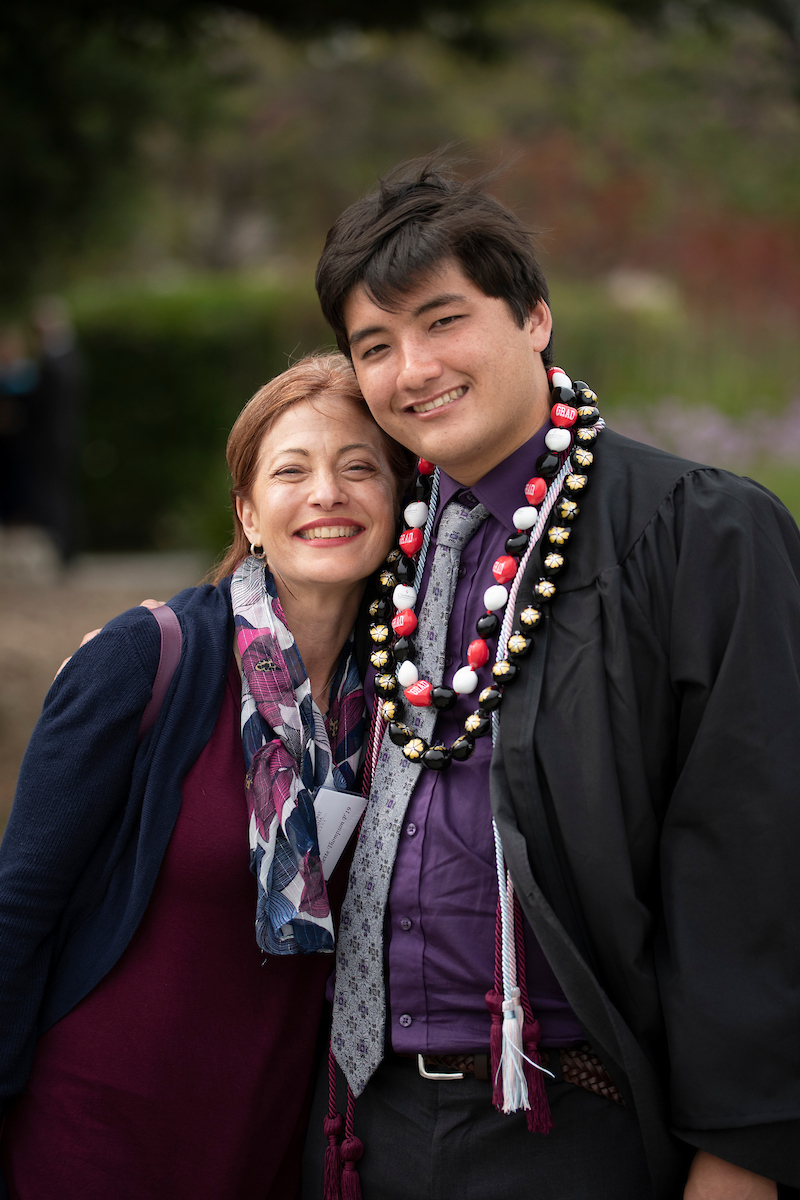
[303,1052,654,1200]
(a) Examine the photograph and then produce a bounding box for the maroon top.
[1,658,336,1200]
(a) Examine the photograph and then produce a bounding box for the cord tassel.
[323,1047,344,1200]
[341,1087,364,1200]
[501,986,528,1113]
[522,1015,553,1134]
[513,892,553,1134]
[485,987,505,1109]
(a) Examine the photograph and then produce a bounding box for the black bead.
[505,530,529,557]
[519,605,543,629]
[476,612,500,638]
[550,385,577,406]
[543,551,565,576]
[492,660,518,683]
[536,451,561,477]
[506,632,533,659]
[478,686,502,713]
[377,570,398,595]
[395,556,415,585]
[463,711,491,739]
[369,622,391,645]
[573,447,594,471]
[393,636,414,662]
[402,736,427,762]
[374,673,399,698]
[431,686,457,711]
[564,473,589,496]
[576,405,600,427]
[381,698,402,723]
[413,474,432,503]
[450,734,475,762]
[533,578,557,603]
[556,498,579,522]
[369,597,392,621]
[422,744,451,771]
[575,426,598,446]
[388,721,414,746]
[385,548,402,565]
[370,647,393,671]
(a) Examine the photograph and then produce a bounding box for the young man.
[304,164,800,1198]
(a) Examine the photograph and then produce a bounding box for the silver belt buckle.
[417,1053,465,1081]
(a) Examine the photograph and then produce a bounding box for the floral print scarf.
[231,555,365,954]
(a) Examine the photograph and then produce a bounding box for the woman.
[0,353,412,1200]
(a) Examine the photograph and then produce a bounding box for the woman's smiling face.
[236,392,397,596]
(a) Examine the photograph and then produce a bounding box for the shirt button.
[444,655,453,667]
[462,490,477,507]
[458,565,467,578]
[406,823,417,837]
[399,1014,412,1028]
[399,918,412,931]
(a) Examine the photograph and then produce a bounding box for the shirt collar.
[435,422,550,529]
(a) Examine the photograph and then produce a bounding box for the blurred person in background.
[29,296,84,565]
[0,324,38,530]
[0,353,412,1200]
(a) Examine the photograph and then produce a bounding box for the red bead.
[547,366,566,382]
[524,477,547,505]
[551,402,578,428]
[418,458,435,475]
[399,528,423,556]
[467,638,490,669]
[405,679,433,706]
[492,555,517,585]
[392,608,418,636]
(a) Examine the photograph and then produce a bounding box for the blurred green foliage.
[73,278,330,554]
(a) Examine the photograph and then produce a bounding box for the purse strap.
[137,604,182,744]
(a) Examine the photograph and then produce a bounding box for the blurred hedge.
[74,277,331,555]
[73,274,800,557]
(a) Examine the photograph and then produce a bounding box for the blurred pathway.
[0,544,208,827]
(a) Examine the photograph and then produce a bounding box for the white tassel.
[501,986,530,1113]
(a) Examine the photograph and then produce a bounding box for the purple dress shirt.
[373,428,585,1055]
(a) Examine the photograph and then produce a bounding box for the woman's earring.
[250,543,266,560]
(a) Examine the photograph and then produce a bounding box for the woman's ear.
[236,495,260,545]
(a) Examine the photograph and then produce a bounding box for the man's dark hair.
[315,157,553,367]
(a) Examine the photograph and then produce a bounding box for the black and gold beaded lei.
[366,373,603,772]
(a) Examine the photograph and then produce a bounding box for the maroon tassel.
[323,1113,344,1200]
[485,988,505,1110]
[340,1134,364,1200]
[522,1016,553,1134]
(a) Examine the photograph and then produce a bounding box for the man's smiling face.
[344,260,553,486]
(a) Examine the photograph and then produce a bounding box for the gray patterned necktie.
[332,496,489,1096]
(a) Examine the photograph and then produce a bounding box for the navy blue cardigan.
[0,581,234,1128]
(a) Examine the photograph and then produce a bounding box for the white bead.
[452,666,479,694]
[545,427,571,453]
[393,584,417,610]
[512,505,538,530]
[403,501,428,529]
[483,584,509,612]
[550,369,572,389]
[396,660,419,688]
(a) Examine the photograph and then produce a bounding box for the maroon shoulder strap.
[137,604,182,744]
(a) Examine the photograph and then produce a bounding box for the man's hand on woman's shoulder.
[55,600,166,678]
[684,1151,777,1200]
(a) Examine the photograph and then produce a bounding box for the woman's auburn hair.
[210,352,415,584]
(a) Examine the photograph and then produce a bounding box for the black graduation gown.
[491,429,800,1196]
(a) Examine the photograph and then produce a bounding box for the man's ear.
[236,495,260,546]
[527,300,553,354]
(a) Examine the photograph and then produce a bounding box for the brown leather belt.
[414,1043,626,1108]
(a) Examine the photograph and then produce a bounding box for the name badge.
[313,786,367,879]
